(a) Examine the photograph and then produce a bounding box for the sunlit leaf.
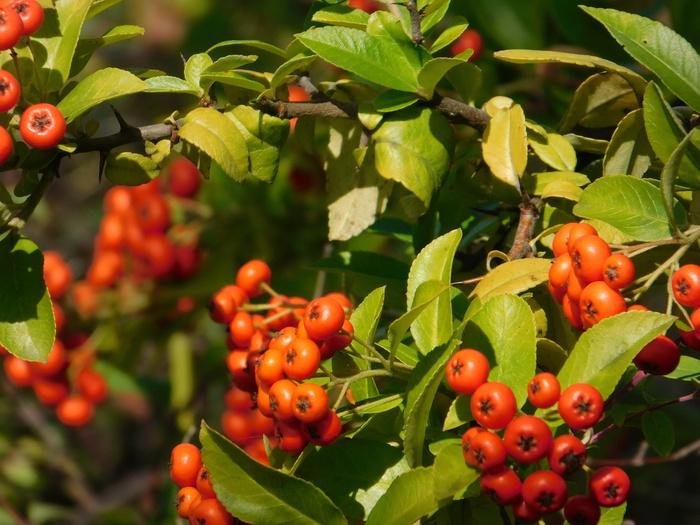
[603,109,653,177]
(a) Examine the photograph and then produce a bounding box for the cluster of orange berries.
[71,157,204,317]
[445,348,629,524]
[210,260,353,458]
[169,442,237,524]
[1,251,108,426]
[0,1,69,163]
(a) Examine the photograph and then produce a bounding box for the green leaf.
[404,341,460,468]
[564,134,609,155]
[202,72,266,93]
[603,109,653,177]
[442,395,471,431]
[432,444,480,501]
[203,54,258,74]
[31,0,91,91]
[523,171,590,196]
[644,82,700,189]
[482,101,528,190]
[429,16,468,54]
[582,6,700,113]
[445,62,482,104]
[527,127,577,172]
[312,5,371,29]
[407,229,461,355]
[494,49,647,100]
[641,411,675,457]
[346,287,385,402]
[207,39,287,59]
[104,152,159,186]
[365,467,438,525]
[296,439,409,519]
[270,55,318,93]
[417,57,466,99]
[57,68,146,123]
[0,236,54,362]
[661,130,696,236]
[421,0,451,37]
[370,106,455,210]
[469,259,552,301]
[226,106,289,182]
[462,294,537,407]
[574,175,687,241]
[666,355,700,381]
[559,72,639,133]
[144,76,201,96]
[556,311,675,400]
[325,120,393,241]
[600,503,627,525]
[366,11,430,78]
[179,108,248,182]
[72,25,145,77]
[184,53,213,91]
[296,26,421,92]
[373,90,420,113]
[311,251,409,281]
[200,423,346,525]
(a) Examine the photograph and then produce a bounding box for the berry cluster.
[210,260,352,458]
[0,1,67,163]
[1,251,108,426]
[71,157,204,318]
[169,442,236,524]
[445,348,629,524]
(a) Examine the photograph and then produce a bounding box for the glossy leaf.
[642,411,675,458]
[184,53,213,90]
[346,287,385,402]
[494,49,647,99]
[366,11,429,77]
[404,340,459,468]
[433,443,480,501]
[565,134,609,155]
[556,311,675,400]
[270,54,318,93]
[482,101,527,190]
[421,0,451,37]
[227,106,289,182]
[430,16,468,54]
[462,294,537,407]
[560,72,638,133]
[644,82,700,189]
[574,175,686,241]
[104,152,159,186]
[312,5,371,29]
[297,26,420,92]
[523,171,590,196]
[603,109,653,177]
[179,108,249,182]
[443,395,472,431]
[200,424,346,525]
[207,39,287,59]
[32,0,91,91]
[528,127,577,172]
[373,90,420,113]
[583,7,700,113]
[666,355,700,381]
[407,229,461,355]
[0,236,54,362]
[295,439,409,519]
[417,57,466,99]
[469,258,552,301]
[365,467,438,525]
[661,130,697,237]
[58,68,146,123]
[144,76,201,96]
[369,106,455,210]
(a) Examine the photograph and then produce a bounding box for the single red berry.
[470,381,517,430]
[521,470,568,514]
[445,348,490,395]
[19,103,66,149]
[558,383,604,430]
[589,466,631,507]
[0,69,20,112]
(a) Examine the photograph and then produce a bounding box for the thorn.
[110,104,131,132]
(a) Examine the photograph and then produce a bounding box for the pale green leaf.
[297,26,421,92]
[469,259,552,301]
[270,54,318,93]
[206,39,287,59]
[407,229,461,355]
[104,152,159,186]
[574,175,687,241]
[462,294,537,407]
[482,103,527,190]
[312,5,371,29]
[184,53,213,90]
[433,444,480,501]
[603,109,653,177]
[144,76,202,96]
[523,171,590,196]
[57,68,146,123]
[417,57,466,99]
[583,6,700,113]
[365,467,438,525]
[556,311,675,399]
[430,16,468,54]
[528,128,577,171]
[179,108,249,182]
[564,134,609,154]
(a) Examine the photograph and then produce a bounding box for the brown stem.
[73,120,181,154]
[403,0,425,45]
[588,437,700,467]
[507,193,541,260]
